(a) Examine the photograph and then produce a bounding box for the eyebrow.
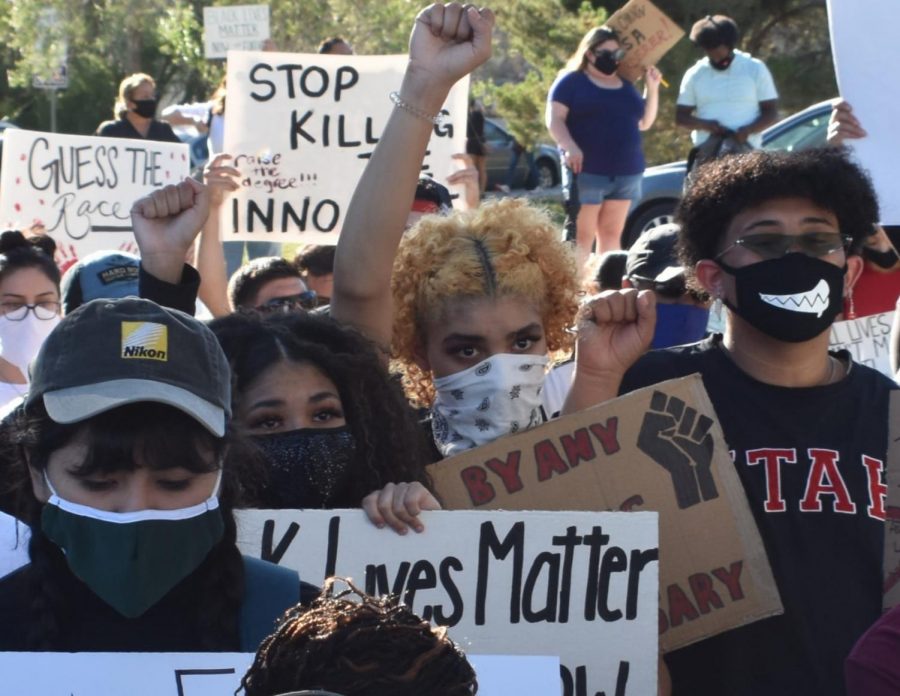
[248,398,285,411]
[1,291,57,299]
[508,323,543,339]
[743,216,836,232]
[309,391,340,403]
[442,333,487,347]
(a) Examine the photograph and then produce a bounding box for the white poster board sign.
[829,311,895,378]
[0,511,28,580]
[0,129,189,263]
[203,5,270,59]
[0,652,559,696]
[223,51,469,243]
[236,508,659,696]
[828,0,900,224]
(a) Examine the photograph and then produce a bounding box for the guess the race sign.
[0,129,189,259]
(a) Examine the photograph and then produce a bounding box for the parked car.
[483,118,561,191]
[621,99,835,248]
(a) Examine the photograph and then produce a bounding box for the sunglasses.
[716,232,851,261]
[255,291,319,314]
[1,301,60,321]
[591,47,626,61]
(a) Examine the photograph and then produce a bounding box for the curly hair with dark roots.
[5,401,262,651]
[240,578,478,696]
[392,198,578,407]
[675,147,880,286]
[209,312,435,506]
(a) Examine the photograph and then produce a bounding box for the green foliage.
[0,0,840,170]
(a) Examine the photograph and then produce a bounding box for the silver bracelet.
[389,91,447,126]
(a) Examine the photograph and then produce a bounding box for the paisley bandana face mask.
[431,353,549,457]
[41,470,224,618]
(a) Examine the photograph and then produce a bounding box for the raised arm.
[638,66,661,131]
[196,155,240,317]
[331,3,495,354]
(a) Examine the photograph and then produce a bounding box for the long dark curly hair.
[209,312,435,507]
[241,578,477,696]
[7,401,260,651]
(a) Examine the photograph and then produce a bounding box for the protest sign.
[829,311,894,378]
[883,391,900,609]
[237,508,659,696]
[429,374,783,654]
[0,652,559,695]
[203,5,270,59]
[828,0,900,224]
[0,129,189,263]
[0,511,28,580]
[223,51,468,243]
[605,0,684,82]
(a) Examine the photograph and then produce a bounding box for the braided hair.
[241,578,478,696]
[9,401,259,650]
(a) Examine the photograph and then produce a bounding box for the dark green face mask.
[41,473,225,618]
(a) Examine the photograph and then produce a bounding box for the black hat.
[27,297,231,436]
[626,223,684,286]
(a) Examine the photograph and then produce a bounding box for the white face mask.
[0,312,60,377]
[431,353,549,457]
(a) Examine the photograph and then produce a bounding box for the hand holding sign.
[131,178,209,284]
[404,3,494,103]
[203,155,241,209]
[361,481,442,535]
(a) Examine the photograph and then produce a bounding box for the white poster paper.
[0,511,28,580]
[203,5,270,59]
[223,51,469,243]
[829,311,895,377]
[0,652,560,696]
[236,508,659,696]
[828,0,900,224]
[0,129,189,264]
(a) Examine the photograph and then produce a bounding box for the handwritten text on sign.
[236,508,659,696]
[0,652,559,696]
[429,375,783,655]
[829,311,894,378]
[0,129,189,259]
[203,4,270,59]
[223,52,468,243]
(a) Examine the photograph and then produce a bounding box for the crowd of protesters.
[0,3,898,696]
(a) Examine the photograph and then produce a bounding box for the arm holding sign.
[638,66,662,131]
[828,100,867,146]
[331,3,495,354]
[562,289,655,415]
[196,155,241,318]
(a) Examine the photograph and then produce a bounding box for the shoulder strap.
[239,555,300,652]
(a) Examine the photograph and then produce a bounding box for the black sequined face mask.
[251,427,356,508]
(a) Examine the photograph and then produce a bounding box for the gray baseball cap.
[27,297,231,436]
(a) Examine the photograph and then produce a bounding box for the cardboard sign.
[828,0,900,224]
[0,652,559,695]
[0,129,189,262]
[429,375,783,653]
[237,508,659,696]
[605,0,685,82]
[882,390,900,608]
[203,5,270,59]
[223,51,468,243]
[830,311,895,378]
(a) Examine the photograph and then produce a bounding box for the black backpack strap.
[239,555,300,651]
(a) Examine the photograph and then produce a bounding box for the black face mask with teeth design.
[717,253,845,342]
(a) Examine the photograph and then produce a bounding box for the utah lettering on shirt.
[740,448,886,520]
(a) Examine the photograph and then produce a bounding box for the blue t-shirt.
[549,70,646,176]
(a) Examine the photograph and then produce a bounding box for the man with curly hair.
[619,147,897,696]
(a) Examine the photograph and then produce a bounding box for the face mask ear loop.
[210,465,224,501]
[42,470,60,500]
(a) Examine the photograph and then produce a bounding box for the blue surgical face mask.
[651,303,710,349]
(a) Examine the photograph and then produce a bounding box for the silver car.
[483,117,561,191]
[622,99,835,247]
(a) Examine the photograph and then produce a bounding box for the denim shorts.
[576,172,642,204]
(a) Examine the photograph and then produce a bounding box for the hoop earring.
[713,294,723,321]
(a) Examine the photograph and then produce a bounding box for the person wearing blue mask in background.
[621,224,710,349]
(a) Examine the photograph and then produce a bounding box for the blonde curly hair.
[391,198,579,407]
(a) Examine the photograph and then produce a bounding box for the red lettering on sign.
[560,428,596,468]
[460,466,495,506]
[588,417,620,455]
[535,439,569,481]
[688,572,724,614]
[711,562,745,601]
[667,583,700,627]
[485,451,524,494]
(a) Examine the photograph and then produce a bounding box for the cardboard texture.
[430,374,783,652]
[605,0,685,82]
[882,390,900,608]
[237,509,659,696]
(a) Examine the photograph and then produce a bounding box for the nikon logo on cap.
[121,321,168,361]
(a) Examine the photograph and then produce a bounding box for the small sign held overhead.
[203,4,271,59]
